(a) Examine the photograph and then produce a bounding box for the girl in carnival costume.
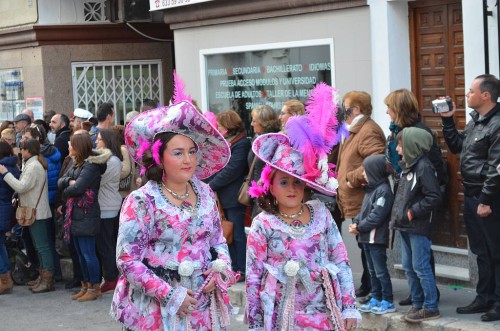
[245,83,361,331]
[111,73,239,331]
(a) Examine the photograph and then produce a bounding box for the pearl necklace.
[162,182,189,200]
[278,205,306,236]
[278,205,304,219]
[161,182,194,213]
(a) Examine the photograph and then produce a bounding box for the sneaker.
[100,279,117,294]
[371,300,396,314]
[405,308,440,323]
[359,298,380,313]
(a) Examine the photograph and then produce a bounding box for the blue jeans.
[225,205,247,274]
[399,231,438,311]
[73,235,100,285]
[363,243,393,302]
[0,232,9,274]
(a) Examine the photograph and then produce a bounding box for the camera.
[432,97,453,114]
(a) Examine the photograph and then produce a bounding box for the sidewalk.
[227,273,500,331]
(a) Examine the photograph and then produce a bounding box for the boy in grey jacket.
[390,127,442,323]
[349,154,395,315]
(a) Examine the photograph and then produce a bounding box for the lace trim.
[342,308,362,322]
[164,286,187,316]
[262,200,329,239]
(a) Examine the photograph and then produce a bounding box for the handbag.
[119,154,133,191]
[16,177,46,227]
[215,194,233,245]
[237,157,257,206]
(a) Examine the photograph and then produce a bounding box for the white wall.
[174,7,372,112]
[369,0,411,137]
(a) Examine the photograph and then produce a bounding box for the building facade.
[154,0,500,288]
[0,0,174,123]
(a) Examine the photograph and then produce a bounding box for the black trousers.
[463,195,500,307]
[97,215,119,281]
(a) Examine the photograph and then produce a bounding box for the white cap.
[73,108,93,120]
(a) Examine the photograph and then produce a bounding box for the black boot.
[65,278,82,289]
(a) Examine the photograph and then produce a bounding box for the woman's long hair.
[0,140,14,160]
[70,133,93,167]
[384,88,420,127]
[20,138,48,170]
[98,129,123,161]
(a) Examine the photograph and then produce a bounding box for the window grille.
[72,60,163,124]
[83,1,106,22]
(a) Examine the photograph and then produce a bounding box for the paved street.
[0,283,246,331]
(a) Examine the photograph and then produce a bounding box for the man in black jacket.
[441,74,500,322]
[50,114,71,160]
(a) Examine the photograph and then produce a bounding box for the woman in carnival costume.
[111,74,239,331]
[245,83,361,331]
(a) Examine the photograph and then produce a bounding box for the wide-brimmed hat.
[252,133,337,196]
[124,101,230,180]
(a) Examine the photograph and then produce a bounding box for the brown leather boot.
[27,269,42,289]
[0,272,14,294]
[77,283,101,302]
[31,270,55,293]
[71,281,88,300]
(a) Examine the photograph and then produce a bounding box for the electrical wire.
[125,21,173,42]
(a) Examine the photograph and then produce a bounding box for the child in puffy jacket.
[390,127,442,323]
[349,154,395,315]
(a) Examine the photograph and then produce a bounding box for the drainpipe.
[483,0,490,74]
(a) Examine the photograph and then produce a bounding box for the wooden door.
[409,0,467,248]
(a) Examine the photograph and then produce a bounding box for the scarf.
[386,122,402,174]
[64,188,96,243]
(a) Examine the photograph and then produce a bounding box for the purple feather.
[285,116,323,153]
[305,83,339,154]
[333,122,350,145]
[172,70,193,104]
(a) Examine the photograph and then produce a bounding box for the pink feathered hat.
[249,82,346,197]
[124,101,230,180]
[252,133,337,196]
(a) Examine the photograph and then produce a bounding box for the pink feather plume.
[172,70,193,104]
[248,181,267,198]
[152,139,162,165]
[204,112,218,129]
[260,164,273,190]
[136,137,151,160]
[304,82,339,156]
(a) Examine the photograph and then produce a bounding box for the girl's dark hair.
[20,138,48,170]
[256,169,278,214]
[25,124,47,144]
[143,132,178,182]
[70,133,93,167]
[98,129,123,161]
[34,119,50,137]
[0,140,14,160]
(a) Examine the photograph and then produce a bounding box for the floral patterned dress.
[245,200,361,331]
[111,178,236,331]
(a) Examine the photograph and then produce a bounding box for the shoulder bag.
[215,193,233,245]
[237,157,257,206]
[16,177,46,227]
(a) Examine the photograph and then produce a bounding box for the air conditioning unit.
[111,0,154,22]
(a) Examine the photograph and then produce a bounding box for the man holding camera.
[440,74,500,322]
